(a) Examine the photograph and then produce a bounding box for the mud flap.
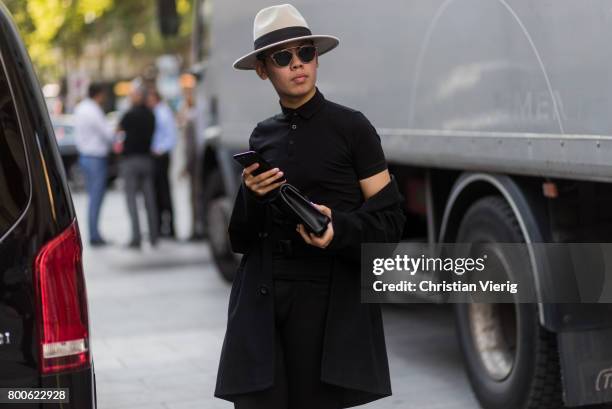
[559,328,612,406]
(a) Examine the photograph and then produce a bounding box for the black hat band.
[254,26,312,51]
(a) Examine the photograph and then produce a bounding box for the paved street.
[73,172,479,409]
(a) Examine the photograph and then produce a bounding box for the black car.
[0,3,96,409]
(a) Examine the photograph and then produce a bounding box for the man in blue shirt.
[147,89,178,238]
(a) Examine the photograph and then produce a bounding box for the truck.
[189,0,612,407]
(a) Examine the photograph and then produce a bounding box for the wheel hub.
[468,302,517,381]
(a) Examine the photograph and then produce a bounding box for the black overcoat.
[214,171,406,408]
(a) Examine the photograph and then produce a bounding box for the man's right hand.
[243,163,286,197]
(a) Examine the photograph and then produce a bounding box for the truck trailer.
[190,1,612,407]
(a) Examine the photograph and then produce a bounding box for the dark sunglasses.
[260,45,318,67]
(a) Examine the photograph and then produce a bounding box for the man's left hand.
[296,203,334,249]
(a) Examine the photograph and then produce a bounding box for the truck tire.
[204,170,240,282]
[453,196,562,409]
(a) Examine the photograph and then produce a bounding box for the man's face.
[130,90,143,105]
[255,39,318,98]
[146,93,159,108]
[95,91,107,105]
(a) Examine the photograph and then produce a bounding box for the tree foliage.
[4,0,192,81]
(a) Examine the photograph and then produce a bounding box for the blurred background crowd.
[5,0,205,248]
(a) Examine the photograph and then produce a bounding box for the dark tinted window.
[0,74,29,238]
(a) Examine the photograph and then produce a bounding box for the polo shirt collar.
[279,86,325,119]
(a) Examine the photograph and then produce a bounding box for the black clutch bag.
[271,183,331,237]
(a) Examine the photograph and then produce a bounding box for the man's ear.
[255,60,268,80]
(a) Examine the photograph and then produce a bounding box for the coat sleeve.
[227,126,277,254]
[227,179,277,254]
[325,177,407,264]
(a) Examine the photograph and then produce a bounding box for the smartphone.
[233,150,274,176]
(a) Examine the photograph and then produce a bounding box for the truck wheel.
[204,170,240,282]
[454,196,562,409]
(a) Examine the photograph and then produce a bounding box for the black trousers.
[233,271,344,409]
[153,152,175,236]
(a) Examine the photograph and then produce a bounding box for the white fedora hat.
[233,4,339,70]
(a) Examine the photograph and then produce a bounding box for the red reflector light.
[34,220,90,374]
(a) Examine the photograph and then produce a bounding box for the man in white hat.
[215,4,405,409]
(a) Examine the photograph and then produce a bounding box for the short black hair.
[88,83,105,99]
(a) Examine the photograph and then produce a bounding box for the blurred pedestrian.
[74,82,114,246]
[177,88,204,240]
[147,89,177,239]
[117,87,159,249]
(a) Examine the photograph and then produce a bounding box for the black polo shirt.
[119,105,155,156]
[248,86,388,250]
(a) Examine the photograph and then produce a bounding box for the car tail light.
[34,220,90,374]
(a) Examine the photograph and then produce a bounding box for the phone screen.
[233,150,273,176]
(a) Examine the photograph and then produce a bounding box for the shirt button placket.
[288,120,297,156]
